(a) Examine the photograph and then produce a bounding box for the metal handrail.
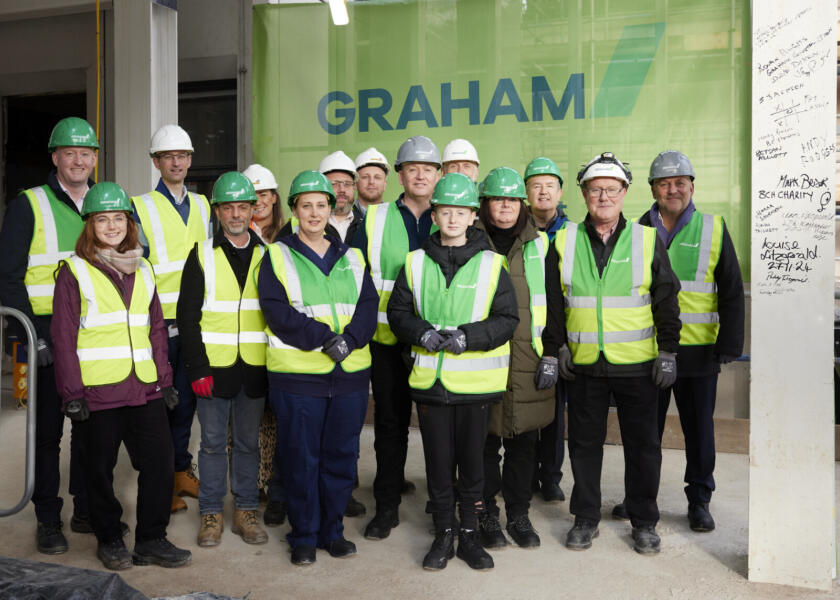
[0,306,37,517]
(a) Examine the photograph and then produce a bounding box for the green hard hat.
[287,170,336,208]
[81,182,131,218]
[48,117,99,152]
[430,172,479,210]
[480,167,526,200]
[212,171,257,205]
[524,156,563,186]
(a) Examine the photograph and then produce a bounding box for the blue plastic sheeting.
[0,557,147,599]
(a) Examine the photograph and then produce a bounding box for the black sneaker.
[632,525,661,555]
[688,503,715,532]
[611,501,630,521]
[456,529,494,570]
[344,494,366,518]
[264,501,286,527]
[565,518,599,550]
[291,545,316,566]
[401,479,416,495]
[506,514,540,548]
[540,480,566,503]
[363,508,399,540]
[97,539,132,571]
[71,514,130,537]
[36,521,68,555]
[477,512,507,549]
[323,537,357,558]
[132,537,192,568]
[423,529,455,570]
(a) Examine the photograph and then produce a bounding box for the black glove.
[65,398,90,422]
[323,335,351,363]
[34,338,53,367]
[652,351,677,389]
[162,386,179,410]
[557,344,576,381]
[716,354,737,364]
[439,329,467,355]
[419,329,446,353]
[534,356,559,390]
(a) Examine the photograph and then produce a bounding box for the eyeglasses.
[330,180,355,189]
[159,153,190,162]
[586,186,623,199]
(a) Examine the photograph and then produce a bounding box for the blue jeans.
[196,390,265,515]
[270,388,367,548]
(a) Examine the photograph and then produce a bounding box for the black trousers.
[417,402,489,532]
[567,373,661,527]
[370,341,413,511]
[76,399,174,543]
[32,364,87,524]
[658,374,718,504]
[534,382,567,485]
[484,429,538,520]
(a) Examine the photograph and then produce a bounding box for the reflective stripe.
[268,334,322,352]
[240,299,261,311]
[138,194,169,264]
[680,280,717,293]
[335,302,357,316]
[26,284,55,297]
[561,222,577,294]
[631,222,644,291]
[531,293,546,306]
[71,256,99,312]
[29,250,74,268]
[152,259,186,274]
[695,213,715,282]
[410,250,426,315]
[203,241,217,308]
[202,332,238,345]
[133,348,153,362]
[368,204,389,291]
[158,292,179,304]
[565,294,650,309]
[31,187,59,256]
[534,324,545,337]
[77,346,132,360]
[567,328,655,344]
[377,312,389,324]
[381,279,395,292]
[276,243,304,309]
[680,312,719,325]
[138,263,156,300]
[204,300,241,313]
[191,192,212,237]
[82,312,127,328]
[415,353,510,372]
[240,331,268,344]
[471,251,495,322]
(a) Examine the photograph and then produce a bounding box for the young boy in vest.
[387,173,518,571]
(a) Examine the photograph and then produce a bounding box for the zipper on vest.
[596,278,604,352]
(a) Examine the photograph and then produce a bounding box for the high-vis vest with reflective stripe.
[405,249,510,394]
[364,202,409,345]
[24,186,85,315]
[64,256,158,386]
[196,240,267,367]
[263,242,371,374]
[132,190,211,319]
[522,232,549,356]
[667,211,723,345]
[556,222,658,365]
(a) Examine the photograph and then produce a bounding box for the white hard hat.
[354,147,390,175]
[149,124,194,156]
[577,152,632,186]
[318,150,356,179]
[442,138,479,165]
[242,163,278,191]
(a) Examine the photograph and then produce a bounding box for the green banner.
[253,0,750,273]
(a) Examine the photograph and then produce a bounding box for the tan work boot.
[197,513,223,547]
[232,509,268,544]
[171,494,187,514]
[174,467,200,499]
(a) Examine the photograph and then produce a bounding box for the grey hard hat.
[394,135,441,171]
[648,150,695,184]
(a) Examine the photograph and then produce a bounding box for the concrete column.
[113,0,177,196]
[749,0,837,591]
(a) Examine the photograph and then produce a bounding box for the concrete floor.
[0,405,838,600]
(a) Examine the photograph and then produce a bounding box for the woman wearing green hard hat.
[51,182,191,571]
[257,170,378,565]
[387,172,518,571]
[473,167,557,551]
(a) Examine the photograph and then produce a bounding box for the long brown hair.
[74,212,140,262]
[260,190,285,243]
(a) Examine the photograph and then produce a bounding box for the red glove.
[191,376,214,399]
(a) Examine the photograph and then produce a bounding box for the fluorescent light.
[328,0,349,25]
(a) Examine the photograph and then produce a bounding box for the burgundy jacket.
[51,259,173,412]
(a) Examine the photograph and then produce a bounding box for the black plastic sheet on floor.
[0,557,241,600]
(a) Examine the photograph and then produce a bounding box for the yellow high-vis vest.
[364,202,409,345]
[522,232,549,356]
[196,240,267,367]
[64,256,158,386]
[132,190,211,319]
[405,249,510,394]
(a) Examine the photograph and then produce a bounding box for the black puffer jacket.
[387,227,519,406]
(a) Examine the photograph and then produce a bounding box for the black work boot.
[36,521,68,555]
[132,537,192,568]
[632,525,661,555]
[456,529,494,570]
[344,494,367,518]
[540,480,565,503]
[612,501,630,521]
[97,539,132,571]
[423,529,455,570]
[363,508,399,540]
[477,511,507,549]
[506,514,540,548]
[688,502,715,532]
[565,517,599,550]
[263,500,286,526]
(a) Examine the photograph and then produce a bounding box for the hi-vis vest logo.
[611,257,630,264]
[680,242,700,248]
[317,23,665,135]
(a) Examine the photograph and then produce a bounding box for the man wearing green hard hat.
[524,156,568,242]
[0,116,99,554]
[387,172,518,571]
[176,172,269,549]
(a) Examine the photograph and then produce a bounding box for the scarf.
[95,246,143,275]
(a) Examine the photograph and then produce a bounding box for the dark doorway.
[3,93,87,219]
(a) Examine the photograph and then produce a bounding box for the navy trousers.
[270,388,367,548]
[658,374,718,505]
[166,335,197,472]
[534,382,566,486]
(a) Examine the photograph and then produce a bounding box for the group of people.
[0,116,744,573]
